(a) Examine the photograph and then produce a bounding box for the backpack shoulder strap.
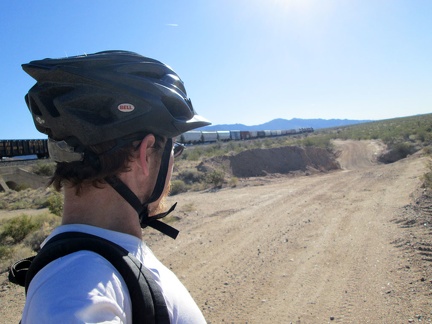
[11,232,170,324]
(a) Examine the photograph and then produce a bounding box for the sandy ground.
[1,140,431,323]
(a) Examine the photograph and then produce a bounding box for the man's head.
[23,50,210,237]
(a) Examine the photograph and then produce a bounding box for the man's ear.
[137,134,156,177]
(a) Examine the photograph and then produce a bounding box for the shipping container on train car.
[230,130,241,140]
[201,131,218,142]
[257,131,265,138]
[10,140,22,156]
[286,129,296,135]
[249,131,258,139]
[216,131,231,141]
[240,131,251,140]
[263,130,272,137]
[31,139,49,158]
[0,140,9,158]
[180,131,202,144]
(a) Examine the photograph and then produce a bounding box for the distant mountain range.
[198,118,372,131]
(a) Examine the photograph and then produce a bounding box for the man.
[20,50,210,323]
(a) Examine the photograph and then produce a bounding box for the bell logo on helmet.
[118,103,135,113]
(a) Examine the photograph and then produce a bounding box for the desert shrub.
[229,176,239,187]
[0,200,8,209]
[0,215,39,244]
[0,213,60,256]
[25,217,59,252]
[378,142,418,164]
[170,180,188,196]
[47,191,63,216]
[183,149,201,161]
[32,161,56,176]
[423,161,432,189]
[393,142,417,156]
[0,245,13,260]
[33,195,50,208]
[177,169,204,184]
[9,200,33,210]
[14,183,31,192]
[423,146,432,155]
[0,187,54,210]
[190,181,209,192]
[206,170,225,188]
[423,171,432,189]
[298,135,333,150]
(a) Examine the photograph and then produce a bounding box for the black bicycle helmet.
[23,50,210,148]
[22,51,211,239]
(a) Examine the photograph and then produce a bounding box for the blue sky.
[1,0,431,139]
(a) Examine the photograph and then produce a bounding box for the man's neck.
[61,184,143,239]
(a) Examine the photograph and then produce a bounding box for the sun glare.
[244,0,333,25]
[270,0,313,12]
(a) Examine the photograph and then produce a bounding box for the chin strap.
[105,176,179,239]
[104,138,179,239]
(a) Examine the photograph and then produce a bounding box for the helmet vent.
[130,71,163,80]
[39,85,74,118]
[25,94,43,117]
[161,96,192,120]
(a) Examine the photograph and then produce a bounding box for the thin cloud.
[166,23,179,27]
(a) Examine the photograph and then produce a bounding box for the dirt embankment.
[199,146,340,178]
[1,139,431,323]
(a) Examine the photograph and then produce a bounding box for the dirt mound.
[199,146,340,178]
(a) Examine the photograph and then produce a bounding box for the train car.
[240,131,251,140]
[249,131,258,139]
[270,130,283,136]
[216,131,231,141]
[0,139,49,159]
[201,131,218,143]
[286,129,298,135]
[27,139,49,158]
[230,130,241,140]
[180,131,202,144]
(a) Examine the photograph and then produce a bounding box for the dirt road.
[1,140,430,323]
[150,140,430,323]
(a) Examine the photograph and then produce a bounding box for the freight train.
[179,128,314,144]
[0,128,313,159]
[0,139,49,160]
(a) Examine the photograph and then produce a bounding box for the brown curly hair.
[49,133,165,194]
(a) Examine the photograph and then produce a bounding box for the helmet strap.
[104,138,179,239]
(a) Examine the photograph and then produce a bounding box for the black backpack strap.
[9,255,35,287]
[17,232,170,324]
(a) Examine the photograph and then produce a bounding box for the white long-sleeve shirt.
[22,224,206,324]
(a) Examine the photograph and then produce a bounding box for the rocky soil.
[1,139,431,323]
